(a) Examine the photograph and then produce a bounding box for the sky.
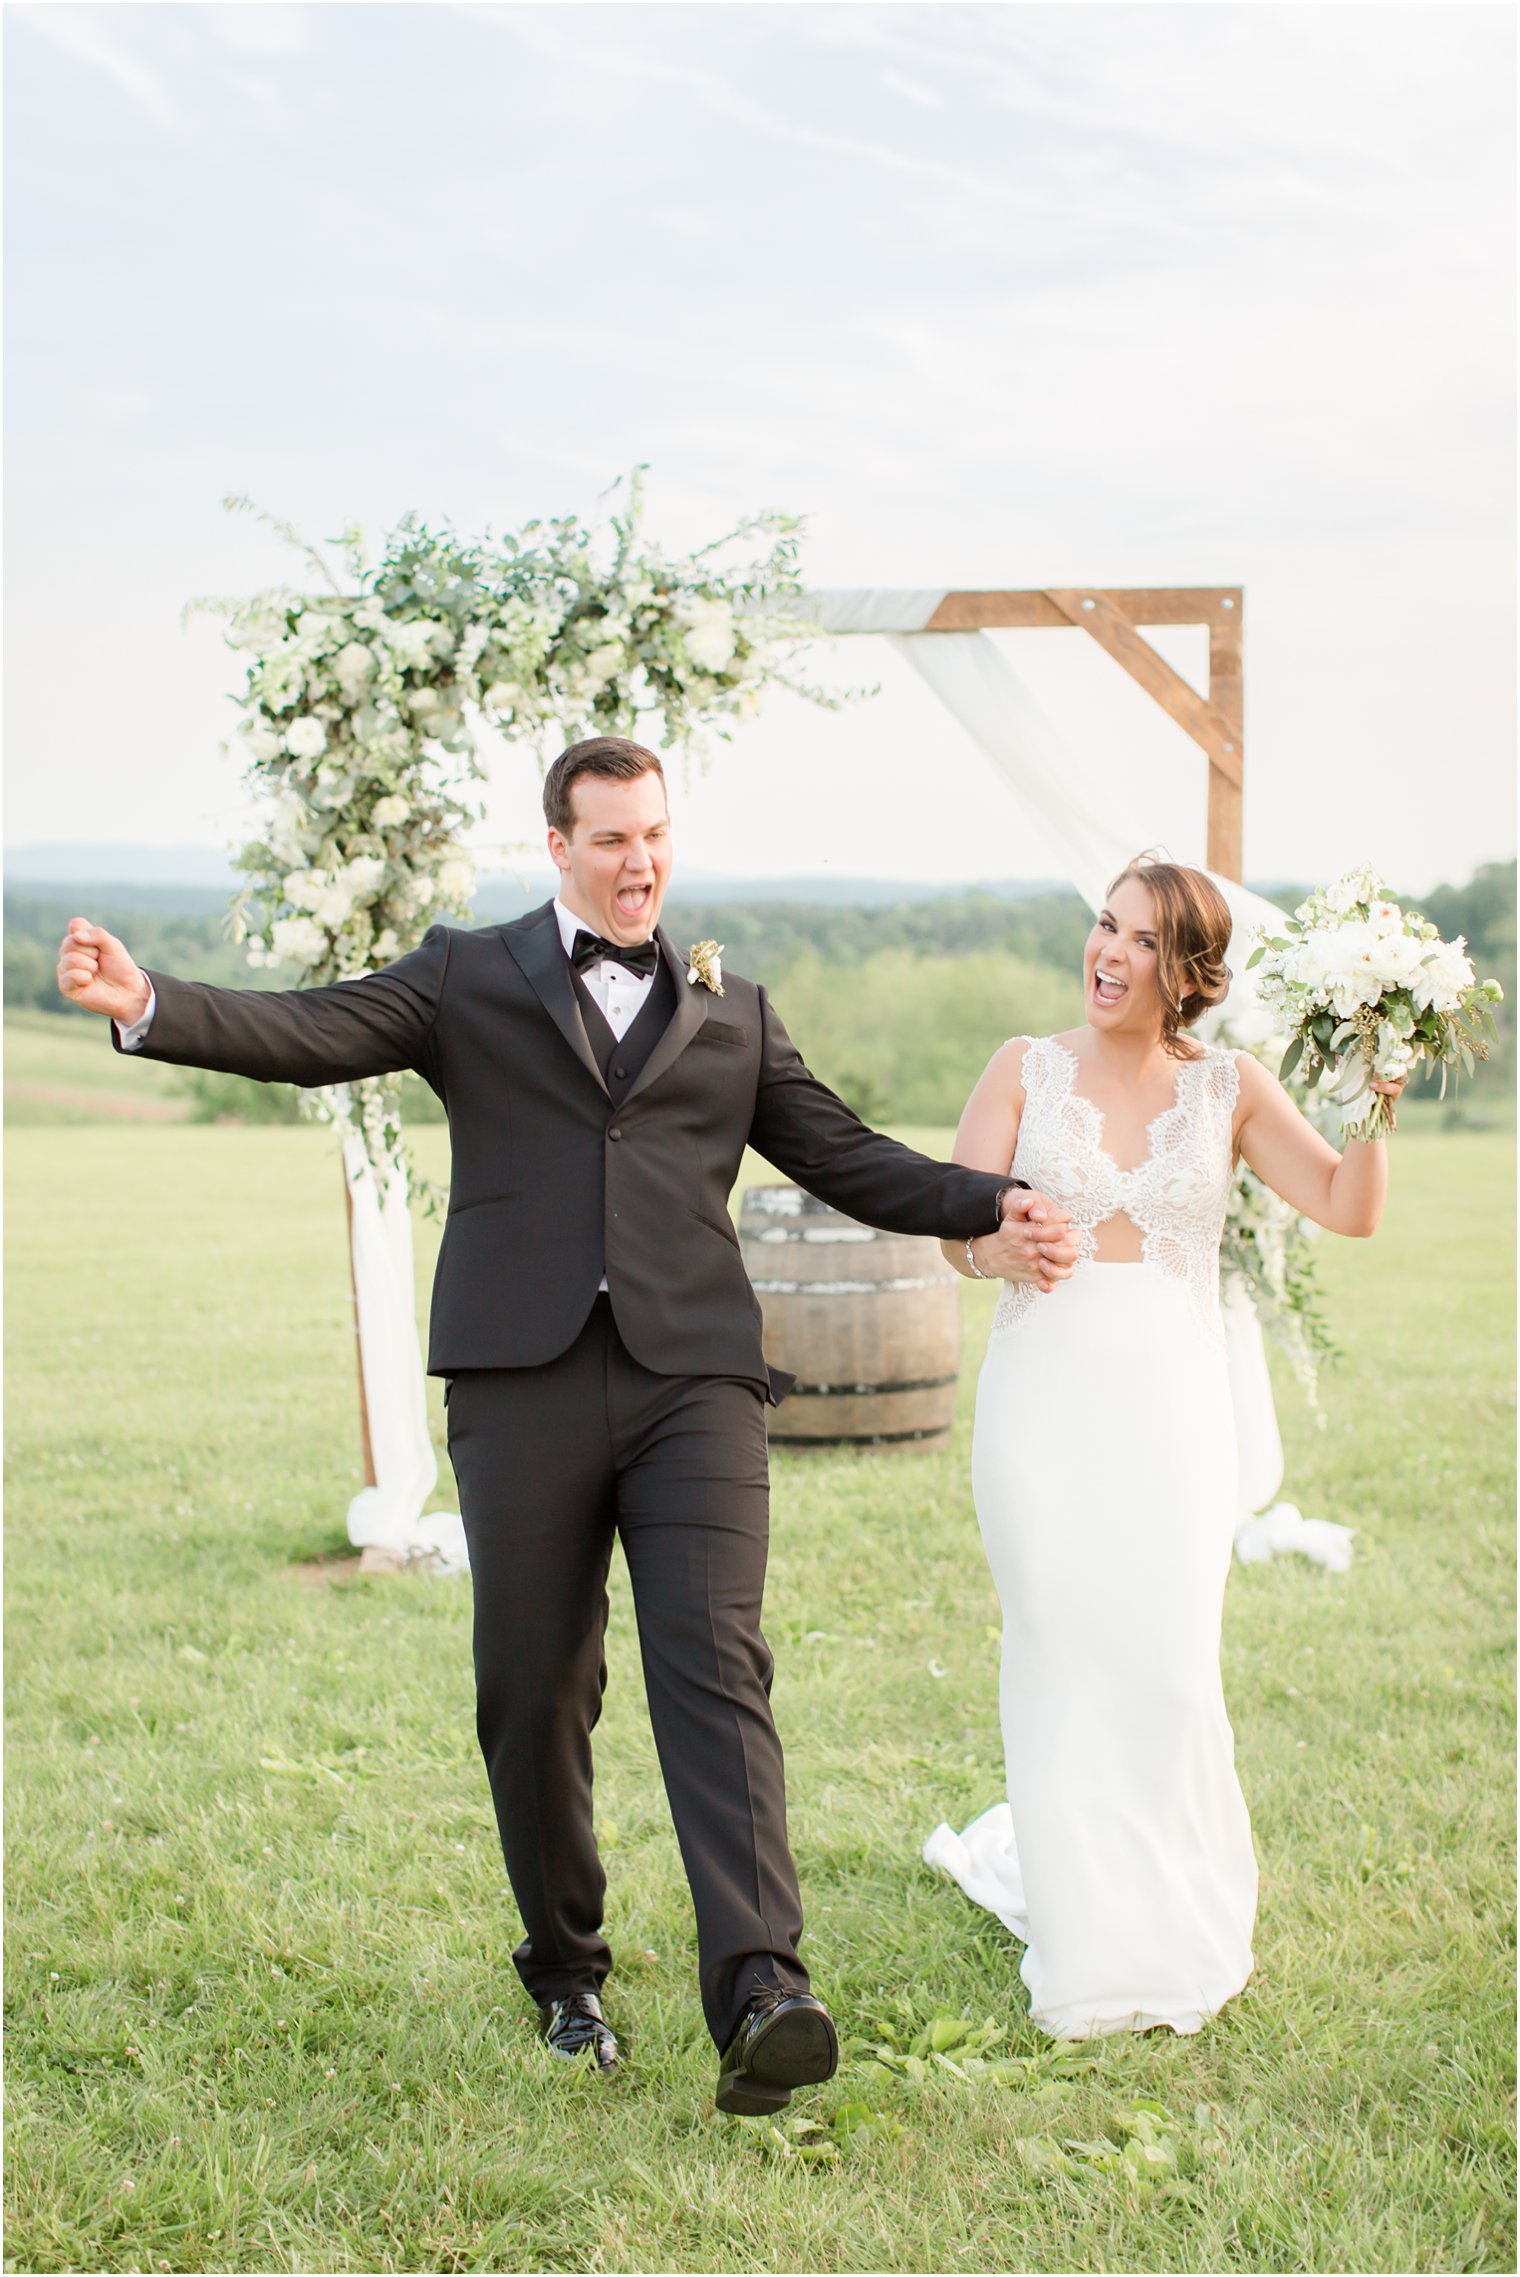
[4,0,1514,893]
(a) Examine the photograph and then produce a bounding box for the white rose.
[481,682,516,714]
[436,858,476,901]
[332,641,376,691]
[1414,937,1475,1014]
[292,612,337,658]
[373,928,400,962]
[312,881,356,929]
[245,726,283,763]
[341,856,387,901]
[284,716,329,761]
[579,643,623,690]
[407,687,441,718]
[372,795,410,828]
[386,617,454,670]
[269,915,326,966]
[391,874,434,916]
[1368,929,1426,989]
[679,596,737,673]
[282,869,327,912]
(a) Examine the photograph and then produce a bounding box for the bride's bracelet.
[966,1237,993,1280]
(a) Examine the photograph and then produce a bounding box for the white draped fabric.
[342,1135,466,1572]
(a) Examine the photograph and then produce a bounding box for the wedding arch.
[204,490,1337,1573]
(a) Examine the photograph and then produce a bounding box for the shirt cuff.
[115,977,156,1052]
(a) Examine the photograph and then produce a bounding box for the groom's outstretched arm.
[57,917,451,1090]
[748,987,1013,1240]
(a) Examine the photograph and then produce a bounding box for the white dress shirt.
[553,897,658,1041]
[116,901,661,1054]
[116,980,156,1052]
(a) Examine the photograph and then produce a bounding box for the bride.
[925,855,1404,2039]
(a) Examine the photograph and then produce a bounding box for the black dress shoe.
[537,1992,620,2073]
[716,1990,838,2116]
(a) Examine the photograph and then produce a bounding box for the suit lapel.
[622,928,709,1105]
[499,904,610,1097]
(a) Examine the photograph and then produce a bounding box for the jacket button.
[609,1127,623,1141]
[613,1066,628,1080]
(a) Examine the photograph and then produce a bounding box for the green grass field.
[5,1105,1514,2273]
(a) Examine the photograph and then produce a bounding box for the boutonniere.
[687,940,725,996]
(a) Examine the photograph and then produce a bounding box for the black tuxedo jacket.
[120,903,1012,1398]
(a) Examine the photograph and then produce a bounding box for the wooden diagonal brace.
[1044,588,1243,790]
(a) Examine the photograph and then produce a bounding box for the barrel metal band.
[786,1373,958,1397]
[770,1426,953,1446]
[748,1275,949,1295]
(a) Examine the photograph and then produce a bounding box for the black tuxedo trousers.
[117,906,1013,2046]
[448,1304,800,2043]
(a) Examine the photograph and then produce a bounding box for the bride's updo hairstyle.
[1107,854,1233,1057]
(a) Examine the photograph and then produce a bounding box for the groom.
[58,736,1073,2115]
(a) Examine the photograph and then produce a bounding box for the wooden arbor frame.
[918,587,1245,880]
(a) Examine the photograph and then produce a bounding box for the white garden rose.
[283,869,327,912]
[372,928,401,962]
[390,874,435,917]
[436,858,476,902]
[1368,929,1427,989]
[481,682,516,714]
[386,614,450,664]
[372,795,410,828]
[1413,936,1476,1014]
[580,643,623,690]
[407,687,441,718]
[312,880,358,929]
[332,640,377,690]
[679,596,737,673]
[340,855,387,900]
[384,619,442,671]
[270,915,326,966]
[284,716,329,761]
[245,726,283,763]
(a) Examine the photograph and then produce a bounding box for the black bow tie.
[569,928,660,979]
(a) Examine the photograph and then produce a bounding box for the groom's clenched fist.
[56,919,152,1026]
[976,1187,1080,1292]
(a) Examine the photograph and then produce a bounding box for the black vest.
[569,960,678,1284]
[569,957,678,1103]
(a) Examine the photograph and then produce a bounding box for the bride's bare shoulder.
[985,1034,1034,1083]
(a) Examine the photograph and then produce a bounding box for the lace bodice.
[991,1035,1241,1349]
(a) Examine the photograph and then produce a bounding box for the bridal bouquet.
[1247,865,1503,1139]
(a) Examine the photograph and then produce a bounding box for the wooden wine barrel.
[739,1183,962,1449]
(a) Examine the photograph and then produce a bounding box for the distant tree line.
[7,860,1511,1127]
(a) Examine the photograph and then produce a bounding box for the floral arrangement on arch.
[193,472,834,1176]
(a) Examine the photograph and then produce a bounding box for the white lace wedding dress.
[924,1035,1258,2037]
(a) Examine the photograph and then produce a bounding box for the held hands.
[56,920,151,1026]
[978,1187,1080,1292]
